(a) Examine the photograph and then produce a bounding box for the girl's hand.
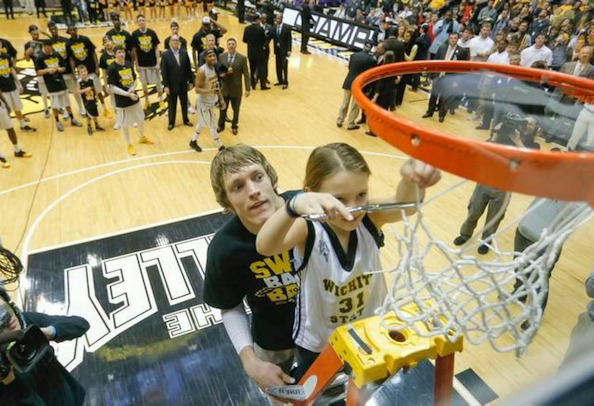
[400,159,441,189]
[293,193,354,221]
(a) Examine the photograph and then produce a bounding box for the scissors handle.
[301,202,417,222]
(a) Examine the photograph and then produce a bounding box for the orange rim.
[352,61,594,207]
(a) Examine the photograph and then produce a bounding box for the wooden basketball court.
[1,11,593,405]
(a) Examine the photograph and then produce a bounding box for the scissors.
[301,202,418,221]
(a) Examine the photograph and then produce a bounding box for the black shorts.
[84,101,99,118]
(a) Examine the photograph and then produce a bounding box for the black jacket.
[273,23,292,57]
[1,312,90,406]
[342,50,376,90]
[435,42,470,61]
[161,48,194,92]
[301,5,315,30]
[243,23,266,60]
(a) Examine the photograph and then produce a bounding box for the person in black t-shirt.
[47,21,85,119]
[0,53,36,133]
[23,26,51,117]
[105,15,133,61]
[36,40,83,132]
[0,92,32,166]
[76,65,104,135]
[191,16,226,69]
[0,38,17,63]
[131,14,164,110]
[107,45,154,156]
[164,21,187,50]
[66,25,112,119]
[204,144,298,404]
[99,36,117,111]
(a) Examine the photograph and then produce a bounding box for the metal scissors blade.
[301,202,417,221]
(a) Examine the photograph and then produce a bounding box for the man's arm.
[23,312,90,342]
[160,53,170,89]
[242,56,250,96]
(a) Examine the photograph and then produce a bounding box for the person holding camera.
[0,278,89,405]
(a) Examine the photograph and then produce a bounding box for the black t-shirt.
[107,61,138,108]
[79,78,97,103]
[99,49,116,71]
[0,38,17,59]
[164,35,188,50]
[131,29,160,67]
[50,36,72,74]
[36,51,67,93]
[105,28,133,58]
[191,28,221,55]
[0,53,16,92]
[67,35,97,74]
[203,190,301,351]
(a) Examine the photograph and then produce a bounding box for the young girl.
[256,143,441,380]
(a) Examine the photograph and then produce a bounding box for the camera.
[0,326,50,379]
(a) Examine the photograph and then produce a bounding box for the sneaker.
[477,244,489,255]
[159,100,166,110]
[189,140,202,152]
[336,120,343,128]
[127,144,136,156]
[62,111,70,120]
[0,157,10,168]
[71,118,83,127]
[453,236,468,246]
[346,124,360,130]
[56,121,64,132]
[20,125,36,132]
[87,125,93,135]
[14,150,32,158]
[218,145,226,151]
[44,109,50,119]
[103,109,113,119]
[138,136,154,144]
[95,124,105,131]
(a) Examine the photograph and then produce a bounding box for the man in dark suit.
[300,0,315,54]
[422,32,469,122]
[261,13,273,85]
[160,35,194,130]
[217,38,251,135]
[243,13,269,91]
[336,41,376,130]
[273,12,292,90]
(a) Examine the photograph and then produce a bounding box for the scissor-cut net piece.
[376,187,593,356]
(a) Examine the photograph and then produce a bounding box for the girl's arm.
[256,193,353,257]
[368,159,441,228]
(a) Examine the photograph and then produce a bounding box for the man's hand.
[164,86,170,95]
[399,159,441,189]
[187,83,194,91]
[245,90,250,97]
[129,92,139,101]
[243,357,295,394]
[1,369,15,385]
[40,327,54,340]
[287,52,291,57]
[219,100,227,110]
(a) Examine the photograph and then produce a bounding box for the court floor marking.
[0,146,407,197]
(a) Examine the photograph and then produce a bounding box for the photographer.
[0,255,89,405]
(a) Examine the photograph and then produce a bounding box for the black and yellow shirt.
[0,53,16,92]
[99,50,116,71]
[36,51,66,93]
[50,36,73,75]
[131,28,160,67]
[67,35,97,74]
[107,61,138,108]
[203,190,301,351]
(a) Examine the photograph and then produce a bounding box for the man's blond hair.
[210,144,279,211]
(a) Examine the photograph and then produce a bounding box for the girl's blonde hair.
[304,143,371,192]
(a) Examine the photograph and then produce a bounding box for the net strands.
[374,186,593,356]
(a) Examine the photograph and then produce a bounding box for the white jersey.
[197,64,219,108]
[292,217,387,353]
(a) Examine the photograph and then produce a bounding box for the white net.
[375,183,594,356]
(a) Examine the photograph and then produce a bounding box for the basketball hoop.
[352,61,594,356]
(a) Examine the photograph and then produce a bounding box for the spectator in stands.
[458,26,474,49]
[521,33,552,67]
[492,8,510,38]
[530,10,550,39]
[516,19,532,50]
[429,10,459,59]
[478,0,497,24]
[550,33,571,71]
